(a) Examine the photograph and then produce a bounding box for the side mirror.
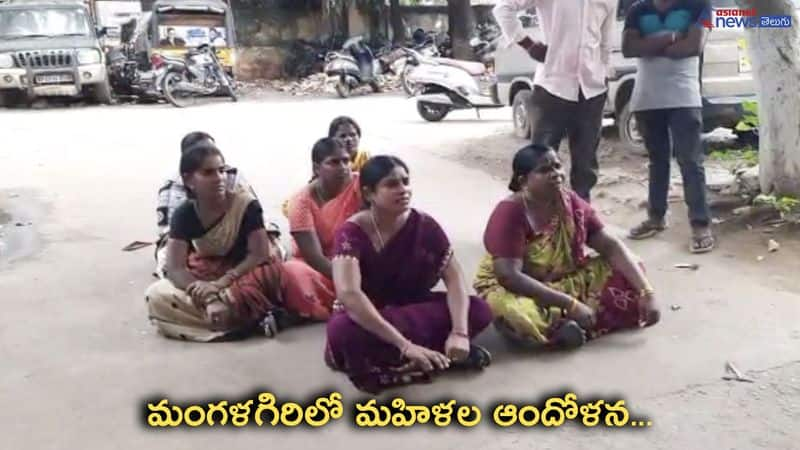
[96,26,109,38]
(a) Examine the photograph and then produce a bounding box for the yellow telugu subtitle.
[144,392,652,429]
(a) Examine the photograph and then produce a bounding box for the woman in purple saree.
[325,156,493,393]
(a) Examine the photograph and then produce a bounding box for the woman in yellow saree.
[474,145,661,349]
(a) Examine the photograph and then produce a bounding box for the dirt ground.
[1,93,799,449]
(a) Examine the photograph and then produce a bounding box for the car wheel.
[92,79,114,105]
[618,100,647,156]
[512,89,532,139]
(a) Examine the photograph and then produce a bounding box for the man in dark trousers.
[622,0,714,253]
[494,0,618,201]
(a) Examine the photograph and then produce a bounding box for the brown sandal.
[690,227,715,254]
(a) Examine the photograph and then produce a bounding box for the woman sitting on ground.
[473,144,660,349]
[282,137,362,320]
[154,131,286,279]
[281,116,370,218]
[329,116,370,171]
[326,155,493,394]
[145,143,296,341]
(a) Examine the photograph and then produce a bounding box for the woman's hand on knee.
[188,281,220,309]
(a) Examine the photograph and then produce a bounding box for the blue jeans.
[635,107,711,227]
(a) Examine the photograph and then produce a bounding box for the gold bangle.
[639,287,655,297]
[567,298,579,315]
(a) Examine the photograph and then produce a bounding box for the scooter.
[392,39,441,96]
[324,36,383,98]
[406,55,503,122]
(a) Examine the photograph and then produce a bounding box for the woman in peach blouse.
[282,137,362,320]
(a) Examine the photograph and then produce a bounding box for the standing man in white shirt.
[494,0,618,201]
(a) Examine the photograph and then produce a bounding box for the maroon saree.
[324,209,492,393]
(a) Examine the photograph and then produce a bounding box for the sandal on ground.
[690,227,715,254]
[552,320,586,350]
[628,218,667,240]
[644,308,661,327]
[457,344,492,370]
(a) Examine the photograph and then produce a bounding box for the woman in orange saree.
[283,137,362,321]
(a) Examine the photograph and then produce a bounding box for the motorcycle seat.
[435,58,486,76]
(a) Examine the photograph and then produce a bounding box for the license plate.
[35,74,73,84]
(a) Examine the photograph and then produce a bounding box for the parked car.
[0,0,112,106]
[494,0,764,151]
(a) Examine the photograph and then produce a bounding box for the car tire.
[512,89,532,139]
[1,90,26,108]
[92,79,114,105]
[618,100,647,156]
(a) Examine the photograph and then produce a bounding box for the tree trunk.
[735,0,800,196]
[389,0,406,44]
[323,0,350,44]
[448,0,475,60]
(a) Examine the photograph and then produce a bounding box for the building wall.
[231,0,329,79]
[228,2,496,80]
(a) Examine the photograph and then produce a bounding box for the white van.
[494,0,764,149]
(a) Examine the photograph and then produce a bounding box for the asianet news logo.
[699,8,793,29]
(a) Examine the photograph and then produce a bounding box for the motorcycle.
[160,44,237,108]
[406,54,503,122]
[470,23,501,65]
[107,50,169,102]
[324,36,383,98]
[106,17,167,102]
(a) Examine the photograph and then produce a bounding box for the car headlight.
[0,53,14,69]
[77,48,101,65]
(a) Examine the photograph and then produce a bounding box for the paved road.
[1,94,798,449]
